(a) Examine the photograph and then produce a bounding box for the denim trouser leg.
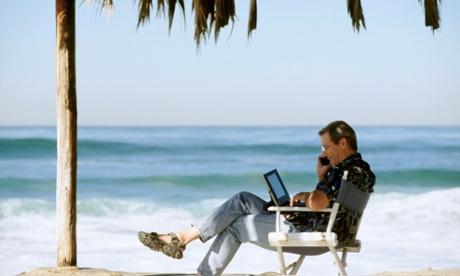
[195,191,295,276]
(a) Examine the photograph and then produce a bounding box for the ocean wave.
[361,143,460,153]
[0,138,56,158]
[0,197,225,218]
[86,169,460,188]
[376,169,460,187]
[2,189,460,276]
[0,137,321,159]
[2,188,460,219]
[0,198,54,218]
[1,168,459,198]
[80,173,283,187]
[0,138,163,158]
[367,187,460,225]
[2,127,460,158]
[3,137,459,156]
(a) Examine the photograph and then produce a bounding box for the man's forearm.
[307,190,329,210]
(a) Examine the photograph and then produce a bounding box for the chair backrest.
[336,175,371,215]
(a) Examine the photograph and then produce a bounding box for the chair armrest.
[267,206,333,213]
[269,205,335,234]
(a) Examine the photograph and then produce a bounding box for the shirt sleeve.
[315,172,341,202]
[315,164,375,203]
[346,166,376,193]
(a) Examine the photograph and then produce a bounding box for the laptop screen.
[267,173,288,199]
[263,169,290,206]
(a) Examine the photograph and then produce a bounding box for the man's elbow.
[308,191,329,210]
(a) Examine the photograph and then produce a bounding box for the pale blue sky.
[1,0,459,126]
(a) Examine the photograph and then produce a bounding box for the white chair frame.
[267,171,368,276]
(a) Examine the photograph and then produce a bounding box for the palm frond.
[247,0,257,38]
[347,0,366,31]
[178,0,186,27]
[166,0,186,33]
[157,0,165,17]
[214,0,235,42]
[419,0,440,31]
[91,0,443,48]
[136,0,184,33]
[191,0,236,46]
[83,0,114,15]
[192,0,215,47]
[99,0,113,14]
[137,0,154,28]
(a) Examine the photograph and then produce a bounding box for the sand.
[17,267,460,276]
[372,267,460,276]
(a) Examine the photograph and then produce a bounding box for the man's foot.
[138,231,186,259]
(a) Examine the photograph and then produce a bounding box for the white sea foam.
[1,189,460,276]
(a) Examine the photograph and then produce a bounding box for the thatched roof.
[92,0,442,47]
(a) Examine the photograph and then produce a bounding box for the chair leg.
[287,255,305,275]
[341,249,348,268]
[328,246,347,276]
[276,246,287,274]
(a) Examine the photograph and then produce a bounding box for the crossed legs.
[139,191,295,276]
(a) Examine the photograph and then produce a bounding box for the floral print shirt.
[287,153,376,244]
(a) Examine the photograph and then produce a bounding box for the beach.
[1,126,460,276]
[17,267,460,275]
[374,268,460,276]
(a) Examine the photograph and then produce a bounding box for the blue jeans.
[195,191,296,276]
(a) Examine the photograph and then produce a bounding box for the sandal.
[138,231,163,251]
[138,231,186,259]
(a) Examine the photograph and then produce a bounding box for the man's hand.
[290,192,310,207]
[289,191,329,210]
[317,153,331,182]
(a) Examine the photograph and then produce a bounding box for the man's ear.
[339,137,348,148]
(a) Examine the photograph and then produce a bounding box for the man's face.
[320,132,346,166]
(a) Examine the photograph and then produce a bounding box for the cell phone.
[319,156,330,166]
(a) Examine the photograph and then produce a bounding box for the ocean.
[1,126,459,275]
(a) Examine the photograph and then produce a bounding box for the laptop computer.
[263,169,291,206]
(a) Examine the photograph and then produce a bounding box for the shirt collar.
[335,152,362,169]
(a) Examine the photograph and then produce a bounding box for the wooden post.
[56,0,77,267]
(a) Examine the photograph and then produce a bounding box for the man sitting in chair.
[138,120,375,276]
